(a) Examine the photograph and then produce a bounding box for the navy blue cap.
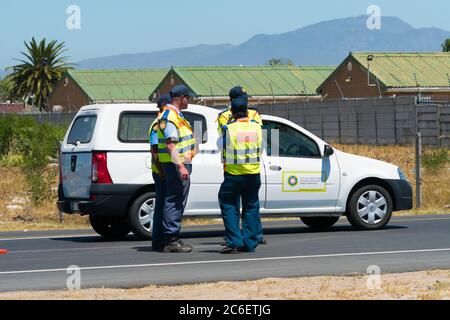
[157,94,171,108]
[170,84,194,98]
[229,86,251,100]
[231,96,248,114]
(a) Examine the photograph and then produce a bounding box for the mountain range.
[76,15,450,69]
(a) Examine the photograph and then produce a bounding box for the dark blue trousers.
[218,173,262,252]
[152,172,166,250]
[162,163,192,243]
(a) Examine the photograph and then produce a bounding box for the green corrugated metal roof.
[68,69,167,101]
[351,52,450,88]
[165,66,335,97]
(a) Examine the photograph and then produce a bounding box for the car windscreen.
[67,115,97,144]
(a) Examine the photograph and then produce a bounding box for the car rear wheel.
[300,217,340,230]
[128,192,155,240]
[89,215,131,240]
[347,185,393,230]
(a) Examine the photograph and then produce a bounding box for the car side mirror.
[324,145,334,157]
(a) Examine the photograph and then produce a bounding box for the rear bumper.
[57,184,148,217]
[385,179,413,211]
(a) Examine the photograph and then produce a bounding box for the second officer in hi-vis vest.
[157,85,197,253]
[218,96,263,254]
[148,94,170,251]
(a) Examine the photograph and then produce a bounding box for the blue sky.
[1,0,449,69]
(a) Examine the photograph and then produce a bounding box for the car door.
[262,120,340,213]
[61,111,98,201]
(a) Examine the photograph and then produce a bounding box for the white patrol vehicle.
[57,104,413,240]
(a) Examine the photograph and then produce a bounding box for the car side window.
[118,111,208,144]
[263,121,321,158]
[183,112,208,144]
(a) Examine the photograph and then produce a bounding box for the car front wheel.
[347,185,393,230]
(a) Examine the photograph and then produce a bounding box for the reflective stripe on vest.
[222,119,262,175]
[157,108,196,163]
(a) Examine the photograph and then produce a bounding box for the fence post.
[415,133,422,209]
[437,104,441,148]
[337,100,342,144]
[355,100,360,144]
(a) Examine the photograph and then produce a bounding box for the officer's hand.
[178,166,190,180]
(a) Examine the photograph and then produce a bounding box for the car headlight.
[397,168,408,181]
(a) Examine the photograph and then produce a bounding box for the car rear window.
[119,112,158,142]
[67,115,97,144]
[118,111,208,143]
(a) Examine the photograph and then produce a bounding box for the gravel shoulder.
[1,270,449,300]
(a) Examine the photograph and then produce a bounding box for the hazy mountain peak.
[77,16,450,69]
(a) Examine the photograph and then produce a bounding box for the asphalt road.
[1,215,450,292]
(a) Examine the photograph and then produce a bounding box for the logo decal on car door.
[282,171,327,193]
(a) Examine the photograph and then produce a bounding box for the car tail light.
[92,152,113,184]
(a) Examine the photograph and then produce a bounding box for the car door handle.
[269,165,282,171]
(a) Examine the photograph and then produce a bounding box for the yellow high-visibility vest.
[217,108,262,133]
[148,110,165,174]
[157,107,196,164]
[222,118,262,175]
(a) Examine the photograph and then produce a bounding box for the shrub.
[422,148,449,174]
[0,115,65,204]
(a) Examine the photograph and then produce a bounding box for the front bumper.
[385,179,413,211]
[57,184,148,217]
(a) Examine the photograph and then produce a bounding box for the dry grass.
[0,145,448,232]
[335,144,450,214]
[1,270,449,300]
[0,167,89,231]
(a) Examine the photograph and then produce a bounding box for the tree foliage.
[443,39,450,52]
[6,38,72,111]
[267,58,295,66]
[0,78,12,102]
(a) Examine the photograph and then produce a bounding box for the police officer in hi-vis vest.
[148,94,170,251]
[217,86,263,131]
[157,85,197,253]
[218,96,263,254]
[217,86,267,246]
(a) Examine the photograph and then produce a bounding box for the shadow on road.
[49,224,407,244]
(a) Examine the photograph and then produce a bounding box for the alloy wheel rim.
[357,191,387,225]
[138,198,155,233]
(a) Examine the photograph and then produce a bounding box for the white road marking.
[1,247,450,276]
[0,234,97,241]
[0,216,449,241]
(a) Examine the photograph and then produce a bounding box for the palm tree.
[443,39,450,52]
[6,38,72,111]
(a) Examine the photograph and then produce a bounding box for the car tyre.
[89,215,131,240]
[300,217,340,230]
[347,185,393,230]
[128,192,155,240]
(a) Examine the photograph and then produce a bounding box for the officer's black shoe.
[163,240,193,253]
[259,239,268,245]
[219,246,241,254]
